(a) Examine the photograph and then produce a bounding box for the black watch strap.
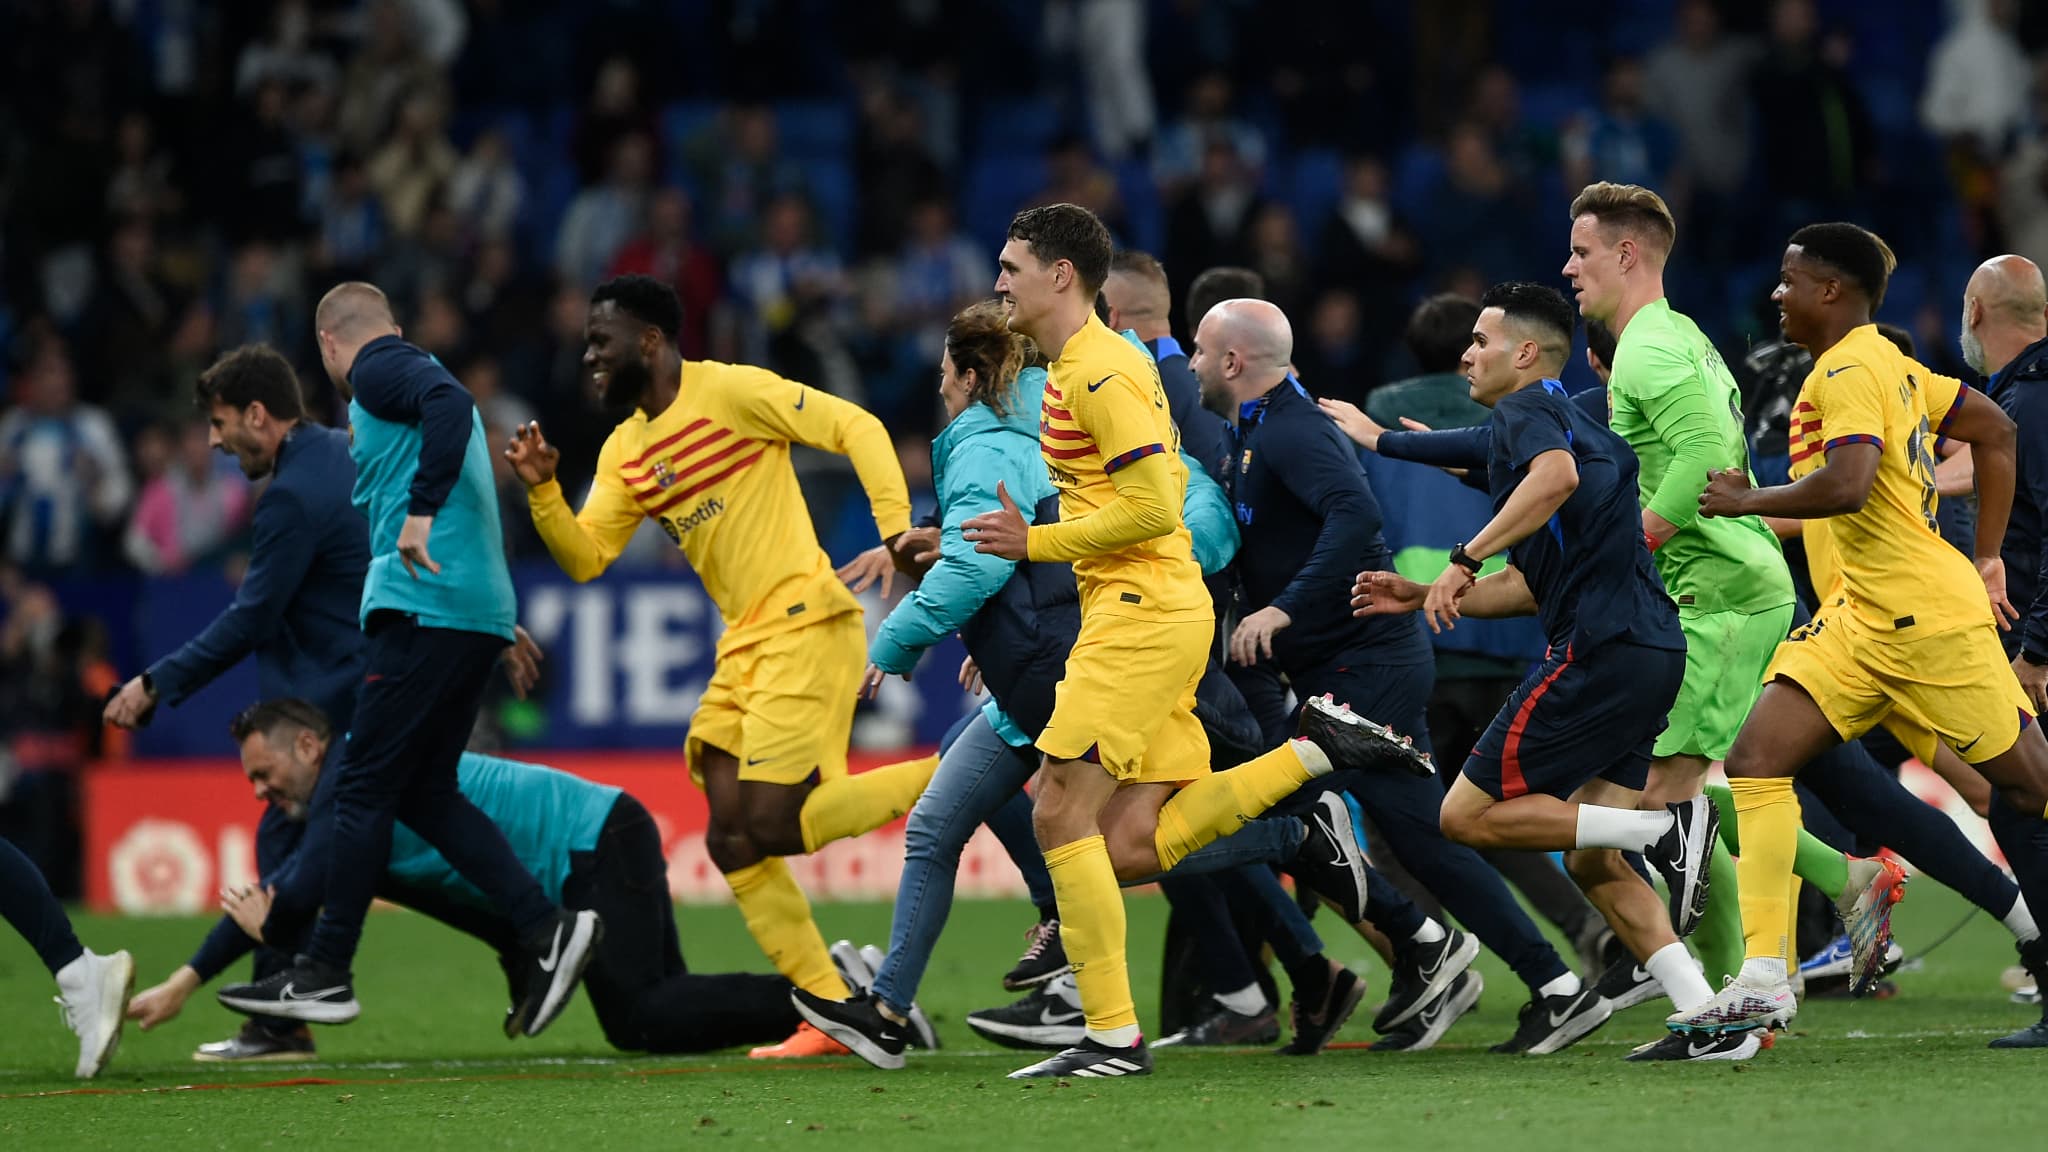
[1449,543,1483,575]
[2023,650,2048,668]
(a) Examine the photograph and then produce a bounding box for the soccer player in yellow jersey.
[963,204,1425,1078]
[503,275,937,1058]
[1679,223,2048,1035]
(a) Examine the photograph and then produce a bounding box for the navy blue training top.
[1486,380,1682,655]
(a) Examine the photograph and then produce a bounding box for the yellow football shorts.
[687,609,863,786]
[1037,613,1212,785]
[1765,605,2033,766]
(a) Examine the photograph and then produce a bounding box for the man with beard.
[506,274,931,1059]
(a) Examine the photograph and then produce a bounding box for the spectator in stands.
[606,188,722,361]
[215,244,299,358]
[1923,0,2031,247]
[123,420,251,576]
[689,104,809,256]
[367,91,458,238]
[448,128,525,242]
[1153,70,1269,203]
[1028,135,1128,236]
[1419,121,1539,286]
[1646,0,1760,202]
[1313,155,1418,378]
[104,112,182,224]
[410,289,467,364]
[336,0,441,154]
[314,153,386,283]
[81,217,186,432]
[229,78,308,245]
[0,341,132,577]
[854,83,946,260]
[556,133,655,290]
[1998,57,2048,271]
[1750,0,1876,226]
[729,194,854,392]
[234,0,338,99]
[1164,136,1262,309]
[575,57,659,187]
[1074,0,1154,159]
[1464,64,1552,182]
[1290,288,1369,405]
[1561,57,1677,195]
[1245,203,1309,323]
[888,198,986,362]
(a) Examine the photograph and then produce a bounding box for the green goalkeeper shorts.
[1655,601,1797,761]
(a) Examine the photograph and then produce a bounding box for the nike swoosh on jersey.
[794,390,806,410]
[1825,365,1858,377]
[1087,374,1115,392]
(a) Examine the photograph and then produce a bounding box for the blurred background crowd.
[0,0,2042,888]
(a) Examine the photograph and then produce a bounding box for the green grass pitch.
[0,886,2037,1150]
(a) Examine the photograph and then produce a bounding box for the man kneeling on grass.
[127,699,800,1059]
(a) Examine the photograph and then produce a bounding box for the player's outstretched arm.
[1465,448,1578,559]
[1700,443,1880,521]
[512,421,641,583]
[736,376,913,545]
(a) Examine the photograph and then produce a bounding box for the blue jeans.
[873,712,1042,1016]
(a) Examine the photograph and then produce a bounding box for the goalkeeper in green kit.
[1559,183,1803,1038]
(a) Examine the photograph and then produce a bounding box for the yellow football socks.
[1153,741,1317,872]
[1729,775,1803,962]
[1044,835,1139,1041]
[724,858,848,998]
[797,754,940,854]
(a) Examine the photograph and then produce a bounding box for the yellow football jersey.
[529,360,911,650]
[1028,316,1210,622]
[1789,325,1986,635]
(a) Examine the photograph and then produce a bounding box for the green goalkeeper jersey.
[1608,299,1795,616]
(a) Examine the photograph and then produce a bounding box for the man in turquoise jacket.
[220,283,598,1038]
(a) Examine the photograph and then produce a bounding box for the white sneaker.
[55,949,134,1080]
[1666,967,1796,1035]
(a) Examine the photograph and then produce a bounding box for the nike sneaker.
[1649,795,1718,938]
[1991,937,2048,1049]
[859,944,938,1050]
[1374,927,1478,1032]
[1491,986,1611,1055]
[792,991,909,1070]
[1008,1036,1151,1079]
[966,973,1086,1050]
[194,1020,317,1063]
[218,956,359,1026]
[1626,1030,1761,1062]
[1798,934,1854,981]
[1297,694,1435,776]
[1282,791,1372,923]
[1371,970,1483,1053]
[1593,954,1665,1013]
[1666,970,1796,1035]
[1004,918,1071,991]
[1155,1000,1279,1047]
[1836,856,1908,996]
[55,949,133,1079]
[1276,961,1366,1056]
[515,909,603,1037]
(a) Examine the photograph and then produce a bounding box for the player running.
[1679,223,2048,1036]
[506,275,934,1058]
[963,204,1430,1079]
[1352,283,1733,1060]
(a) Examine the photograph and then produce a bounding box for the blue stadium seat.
[1285,149,1345,248]
[777,101,854,162]
[1520,82,1595,131]
[962,152,1047,251]
[802,158,857,254]
[1391,144,1445,221]
[973,99,1063,154]
[1111,158,1164,256]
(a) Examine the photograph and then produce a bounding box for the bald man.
[1189,299,1590,1052]
[1104,251,1231,485]
[219,283,601,1037]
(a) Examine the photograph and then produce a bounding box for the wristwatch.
[1448,543,1484,576]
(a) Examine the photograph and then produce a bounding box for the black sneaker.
[1371,969,1483,1053]
[1007,1036,1152,1079]
[1649,795,1718,937]
[193,1020,317,1063]
[1593,954,1664,1013]
[966,973,1086,1050]
[1626,1030,1762,1061]
[1373,928,1477,1032]
[1155,1000,1280,1047]
[1283,792,1371,923]
[856,943,939,1050]
[514,909,603,1038]
[1490,986,1611,1055]
[1297,695,1434,777]
[1276,962,1366,1056]
[1991,938,2048,1049]
[792,991,909,1070]
[1004,918,1072,991]
[218,957,359,1025]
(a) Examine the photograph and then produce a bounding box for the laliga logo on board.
[109,819,211,914]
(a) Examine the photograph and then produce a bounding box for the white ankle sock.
[1087,1023,1141,1048]
[1410,919,1447,946]
[1537,971,1582,999]
[1646,942,1713,1014]
[1214,982,1269,1016]
[1740,956,1789,985]
[2007,894,2040,943]
[1574,805,1674,852]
